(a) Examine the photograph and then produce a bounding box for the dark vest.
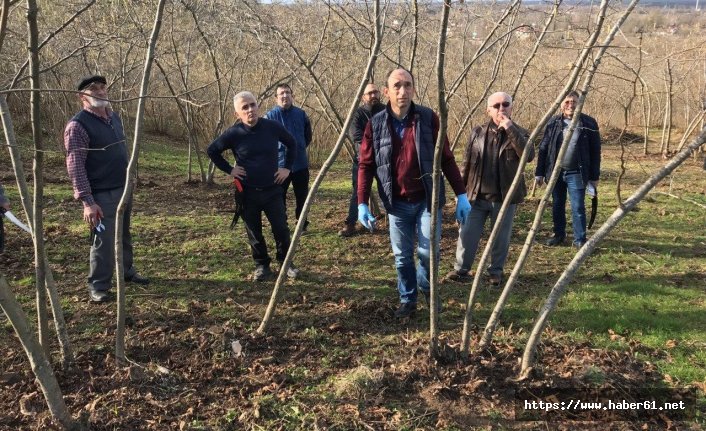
[71,110,128,191]
[370,104,445,211]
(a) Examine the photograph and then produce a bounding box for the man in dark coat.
[340,83,385,237]
[445,92,534,287]
[208,91,299,282]
[535,91,601,248]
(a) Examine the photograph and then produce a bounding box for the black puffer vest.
[369,103,445,211]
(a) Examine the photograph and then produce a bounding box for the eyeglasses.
[491,101,511,110]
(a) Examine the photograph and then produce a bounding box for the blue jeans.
[388,200,441,304]
[345,160,358,224]
[552,170,587,245]
[454,199,516,277]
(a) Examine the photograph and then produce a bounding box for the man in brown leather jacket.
[445,92,534,286]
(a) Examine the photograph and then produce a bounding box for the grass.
[1,131,704,429]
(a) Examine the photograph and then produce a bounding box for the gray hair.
[233,91,257,108]
[487,92,512,106]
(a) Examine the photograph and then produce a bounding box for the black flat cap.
[77,75,107,91]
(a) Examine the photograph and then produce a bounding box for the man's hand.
[1,201,9,211]
[455,193,471,224]
[498,113,513,130]
[83,203,103,229]
[357,203,376,232]
[535,176,545,186]
[274,168,290,184]
[230,166,247,180]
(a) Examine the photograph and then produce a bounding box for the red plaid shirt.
[64,106,114,207]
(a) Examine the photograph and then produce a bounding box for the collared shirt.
[64,106,114,207]
[390,110,424,202]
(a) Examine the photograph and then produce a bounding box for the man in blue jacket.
[358,68,471,318]
[265,83,313,231]
[535,91,601,248]
[208,91,299,282]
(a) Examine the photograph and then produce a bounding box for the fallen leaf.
[232,340,243,357]
[665,339,678,349]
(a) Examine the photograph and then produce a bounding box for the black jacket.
[535,113,601,186]
[351,102,385,156]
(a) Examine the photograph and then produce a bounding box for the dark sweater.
[207,118,297,188]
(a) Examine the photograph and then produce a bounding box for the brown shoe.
[488,273,503,287]
[338,222,356,237]
[444,269,473,282]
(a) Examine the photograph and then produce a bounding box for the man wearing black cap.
[64,75,149,303]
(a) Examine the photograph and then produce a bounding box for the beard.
[88,96,109,109]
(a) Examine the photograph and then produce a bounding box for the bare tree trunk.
[408,0,418,74]
[0,0,10,53]
[462,0,614,357]
[676,110,706,152]
[520,125,706,378]
[26,0,49,356]
[181,0,224,184]
[1,96,73,368]
[258,0,382,334]
[114,0,167,364]
[428,0,451,358]
[0,276,83,431]
[660,59,673,156]
[479,0,640,351]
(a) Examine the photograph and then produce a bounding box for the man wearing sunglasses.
[446,92,533,287]
[535,91,601,248]
[340,83,385,237]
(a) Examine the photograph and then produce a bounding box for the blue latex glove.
[455,193,471,224]
[357,203,376,232]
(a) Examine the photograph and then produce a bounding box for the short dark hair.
[276,83,292,94]
[566,90,580,99]
[385,67,415,87]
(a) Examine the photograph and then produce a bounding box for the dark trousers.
[242,185,291,267]
[89,188,136,292]
[281,168,310,222]
[345,160,359,224]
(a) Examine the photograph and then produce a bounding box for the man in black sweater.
[207,91,299,281]
[340,83,385,237]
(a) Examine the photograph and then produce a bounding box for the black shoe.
[394,302,417,318]
[125,273,150,285]
[545,235,566,246]
[89,290,112,303]
[253,265,274,282]
[573,240,587,249]
[488,273,503,287]
[421,291,443,313]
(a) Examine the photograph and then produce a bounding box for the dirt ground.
[1,151,703,430]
